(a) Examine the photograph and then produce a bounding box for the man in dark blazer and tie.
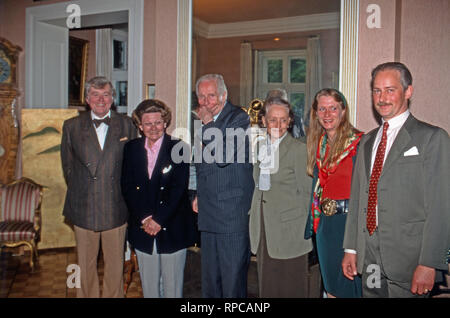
[192,74,254,297]
[342,62,450,297]
[61,76,137,297]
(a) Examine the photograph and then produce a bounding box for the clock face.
[0,53,12,83]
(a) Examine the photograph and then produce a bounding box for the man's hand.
[197,105,214,125]
[342,252,358,280]
[411,265,435,295]
[192,196,198,213]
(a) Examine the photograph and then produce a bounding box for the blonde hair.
[306,89,361,176]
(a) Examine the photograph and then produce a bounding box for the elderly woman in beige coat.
[249,96,314,297]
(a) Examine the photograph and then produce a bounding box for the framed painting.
[113,39,127,71]
[68,36,89,106]
[146,83,155,99]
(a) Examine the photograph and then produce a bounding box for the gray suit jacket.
[61,110,137,231]
[343,114,450,282]
[249,134,312,259]
[195,102,254,234]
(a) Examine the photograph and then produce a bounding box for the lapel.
[364,130,377,180]
[256,133,291,175]
[80,112,102,176]
[214,102,233,128]
[380,114,415,177]
[150,134,171,184]
[135,137,150,181]
[277,133,292,167]
[101,111,121,155]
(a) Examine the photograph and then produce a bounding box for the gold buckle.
[321,198,337,216]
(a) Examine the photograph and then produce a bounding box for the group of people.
[61,62,449,298]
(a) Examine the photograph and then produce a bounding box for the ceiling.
[193,0,340,24]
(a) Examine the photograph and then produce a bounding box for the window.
[255,50,306,126]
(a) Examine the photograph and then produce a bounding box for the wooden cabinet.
[0,37,21,184]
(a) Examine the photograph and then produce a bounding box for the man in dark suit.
[192,74,254,297]
[61,76,137,297]
[342,62,450,297]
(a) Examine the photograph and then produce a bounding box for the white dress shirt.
[345,110,410,255]
[91,110,111,150]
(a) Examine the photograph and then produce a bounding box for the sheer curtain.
[95,28,112,79]
[304,36,322,127]
[240,41,253,107]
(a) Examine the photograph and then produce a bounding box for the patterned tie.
[93,117,111,128]
[367,122,389,235]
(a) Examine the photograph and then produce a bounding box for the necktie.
[93,117,111,128]
[367,122,389,235]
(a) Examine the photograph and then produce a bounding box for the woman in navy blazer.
[121,99,197,298]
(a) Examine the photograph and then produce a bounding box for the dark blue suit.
[121,134,197,255]
[195,102,254,297]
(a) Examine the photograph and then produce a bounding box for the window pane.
[267,59,283,83]
[290,58,306,83]
[290,92,305,137]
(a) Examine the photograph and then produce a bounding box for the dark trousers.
[200,231,251,298]
[257,209,311,298]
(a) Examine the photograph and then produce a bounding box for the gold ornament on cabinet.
[0,37,21,184]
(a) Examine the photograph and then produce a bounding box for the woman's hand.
[142,216,162,236]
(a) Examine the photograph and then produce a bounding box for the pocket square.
[120,137,128,142]
[162,165,172,174]
[404,146,419,156]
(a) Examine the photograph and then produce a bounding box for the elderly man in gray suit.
[342,62,450,297]
[61,76,137,297]
[192,74,254,298]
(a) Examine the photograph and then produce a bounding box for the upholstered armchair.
[0,177,44,272]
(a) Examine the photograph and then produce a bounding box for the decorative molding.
[339,0,359,126]
[194,12,339,39]
[175,0,192,141]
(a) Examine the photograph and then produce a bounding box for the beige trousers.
[74,223,127,298]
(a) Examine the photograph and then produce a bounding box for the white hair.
[196,74,228,101]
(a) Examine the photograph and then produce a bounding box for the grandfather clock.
[0,37,21,184]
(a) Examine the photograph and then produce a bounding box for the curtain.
[95,28,112,79]
[191,36,198,90]
[240,41,253,107]
[304,36,322,127]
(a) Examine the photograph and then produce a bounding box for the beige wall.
[154,0,178,130]
[0,0,180,128]
[357,0,450,133]
[399,0,450,132]
[195,28,340,106]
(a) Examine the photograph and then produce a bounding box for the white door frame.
[25,0,144,116]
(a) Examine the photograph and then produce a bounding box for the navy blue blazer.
[195,102,254,233]
[121,134,198,254]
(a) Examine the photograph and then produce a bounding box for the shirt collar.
[382,109,410,130]
[213,103,226,122]
[91,110,111,120]
[268,131,288,145]
[145,134,164,152]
